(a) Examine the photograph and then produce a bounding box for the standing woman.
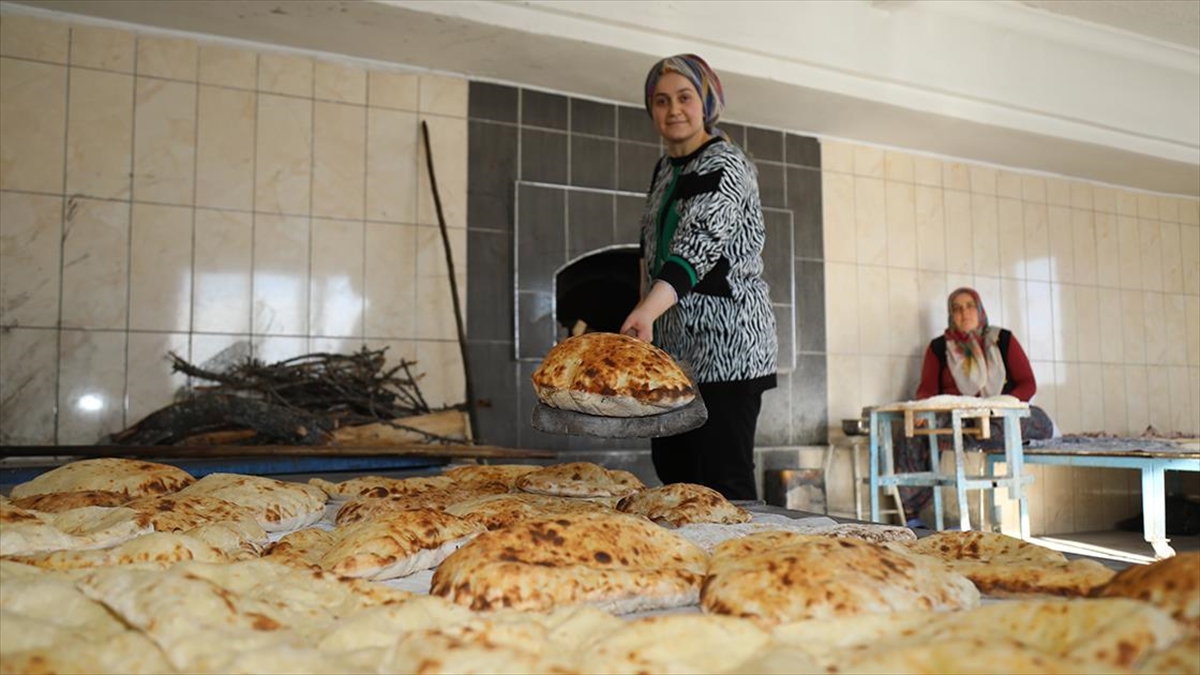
[620,54,777,501]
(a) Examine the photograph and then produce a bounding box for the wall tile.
[1124,364,1149,435]
[368,70,418,110]
[468,120,519,233]
[1025,280,1054,362]
[615,194,643,245]
[718,123,746,148]
[1182,225,1200,295]
[1093,212,1119,288]
[1078,362,1104,431]
[1188,295,1200,367]
[822,172,855,263]
[1046,206,1074,283]
[825,353,861,422]
[912,156,941,188]
[126,331,189,425]
[1146,364,1172,432]
[1052,361,1081,433]
[198,44,255,89]
[1157,196,1179,223]
[999,277,1028,349]
[417,115,467,227]
[364,222,416,338]
[857,266,889,355]
[968,165,996,195]
[516,290,555,360]
[415,339,466,408]
[943,162,970,191]
[996,170,1022,200]
[570,135,615,190]
[419,74,467,118]
[1069,181,1093,210]
[193,209,251,333]
[313,101,366,219]
[792,354,829,444]
[942,191,973,274]
[252,213,309,335]
[258,52,312,97]
[1159,222,1183,293]
[1097,287,1123,363]
[254,335,309,364]
[997,197,1025,279]
[366,107,418,223]
[746,127,782,163]
[566,190,615,260]
[758,371,793,445]
[882,151,912,183]
[886,267,921,357]
[1074,284,1102,363]
[315,60,366,104]
[66,68,133,199]
[520,128,567,184]
[464,340,519,446]
[196,85,255,210]
[1120,289,1146,364]
[618,106,658,145]
[853,146,884,178]
[310,218,364,338]
[0,59,66,193]
[854,177,886,266]
[570,98,615,137]
[0,192,60,328]
[825,262,859,355]
[785,133,820,169]
[0,327,58,443]
[136,35,196,81]
[61,198,128,330]
[1070,208,1097,287]
[57,329,126,444]
[916,270,949,337]
[255,94,312,215]
[0,14,68,62]
[133,77,196,205]
[1093,186,1117,214]
[70,24,134,72]
[1051,283,1077,361]
[1116,190,1139,216]
[1164,293,1188,366]
[466,228,512,342]
[1142,291,1167,366]
[971,193,1000,278]
[515,183,565,294]
[789,167,823,260]
[1137,193,1160,220]
[521,89,567,130]
[913,186,946,271]
[129,203,192,332]
[820,140,853,174]
[1116,216,1142,290]
[1045,177,1071,207]
[468,81,517,123]
[1138,219,1163,292]
[757,161,785,209]
[797,259,826,353]
[1169,366,1193,433]
[885,181,916,268]
[1180,199,1200,225]
[1021,202,1050,282]
[617,141,660,194]
[1020,175,1046,203]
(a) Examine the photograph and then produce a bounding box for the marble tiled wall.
[0,13,469,444]
[820,140,1200,533]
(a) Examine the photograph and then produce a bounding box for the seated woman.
[896,287,1054,525]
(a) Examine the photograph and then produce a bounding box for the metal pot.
[842,418,868,436]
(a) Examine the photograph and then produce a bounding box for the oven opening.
[555,246,641,337]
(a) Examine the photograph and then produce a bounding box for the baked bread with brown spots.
[430,511,708,613]
[10,458,194,500]
[701,531,979,626]
[174,473,326,533]
[444,492,615,530]
[319,509,483,580]
[10,490,130,512]
[531,332,695,417]
[514,461,644,498]
[616,482,751,527]
[1092,552,1200,630]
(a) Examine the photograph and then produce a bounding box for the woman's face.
[651,72,706,152]
[950,292,981,332]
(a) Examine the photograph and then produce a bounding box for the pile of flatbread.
[531,332,696,416]
[2,456,1196,675]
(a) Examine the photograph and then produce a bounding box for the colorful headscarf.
[643,54,725,132]
[944,287,1007,397]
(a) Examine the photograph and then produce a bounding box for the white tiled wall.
[821,140,1200,534]
[0,13,468,444]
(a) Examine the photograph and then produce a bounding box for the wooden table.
[868,397,1032,537]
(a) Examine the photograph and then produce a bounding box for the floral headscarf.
[944,287,1007,397]
[643,53,725,133]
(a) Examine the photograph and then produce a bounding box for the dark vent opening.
[556,247,641,336]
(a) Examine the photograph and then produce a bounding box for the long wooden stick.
[420,120,479,443]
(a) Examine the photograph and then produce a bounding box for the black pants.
[650,378,770,501]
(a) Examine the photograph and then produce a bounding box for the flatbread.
[263,528,338,569]
[9,458,194,500]
[0,503,153,556]
[9,490,129,512]
[308,475,456,502]
[1093,552,1200,630]
[531,332,696,417]
[701,531,979,626]
[893,531,1115,597]
[443,463,538,487]
[816,522,917,544]
[444,492,615,530]
[176,473,326,532]
[615,482,751,526]
[430,511,709,613]
[122,493,262,533]
[6,531,227,570]
[319,509,484,580]
[334,481,510,526]
[514,461,644,498]
[580,614,772,674]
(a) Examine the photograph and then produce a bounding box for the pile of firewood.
[108,347,469,447]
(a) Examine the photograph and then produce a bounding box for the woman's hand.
[620,280,678,343]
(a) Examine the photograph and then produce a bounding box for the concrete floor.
[1031,529,1200,566]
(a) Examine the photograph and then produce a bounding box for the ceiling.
[5,0,1198,197]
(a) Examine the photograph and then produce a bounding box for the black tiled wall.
[467,81,829,450]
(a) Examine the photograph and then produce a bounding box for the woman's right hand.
[620,280,678,343]
[620,309,655,342]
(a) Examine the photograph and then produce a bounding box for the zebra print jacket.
[639,136,778,385]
